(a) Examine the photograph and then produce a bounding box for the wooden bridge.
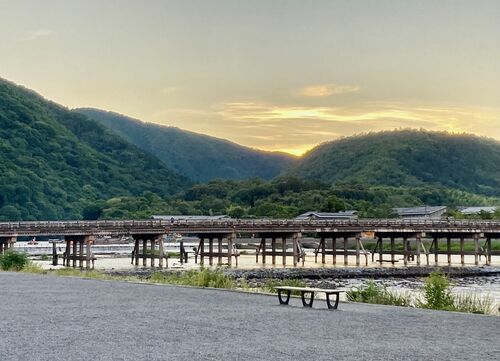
[1,219,499,269]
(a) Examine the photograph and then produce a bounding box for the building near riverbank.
[393,206,447,219]
[295,211,358,221]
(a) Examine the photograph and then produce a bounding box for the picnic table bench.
[274,286,345,310]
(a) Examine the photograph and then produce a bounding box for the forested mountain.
[289,130,500,197]
[0,78,188,221]
[76,108,297,182]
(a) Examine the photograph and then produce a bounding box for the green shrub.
[347,280,413,307]
[0,250,30,271]
[420,271,455,311]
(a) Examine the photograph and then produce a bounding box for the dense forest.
[92,177,500,220]
[1,77,499,221]
[77,108,296,182]
[290,130,500,197]
[0,78,187,220]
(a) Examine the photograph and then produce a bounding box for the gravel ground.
[0,273,499,361]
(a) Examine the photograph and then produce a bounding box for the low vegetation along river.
[19,241,500,312]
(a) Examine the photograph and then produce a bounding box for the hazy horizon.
[1,0,499,155]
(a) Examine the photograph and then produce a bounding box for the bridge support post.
[403,237,408,266]
[260,237,266,264]
[216,237,222,266]
[228,234,234,267]
[355,235,361,267]
[473,234,479,266]
[151,238,156,268]
[332,237,337,265]
[135,238,140,266]
[158,236,164,269]
[447,237,451,265]
[390,237,395,264]
[343,237,348,266]
[379,237,383,264]
[208,237,214,266]
[142,239,147,267]
[416,234,421,266]
[72,240,77,268]
[85,236,91,270]
[486,237,492,266]
[434,237,439,265]
[282,238,286,266]
[293,235,298,267]
[320,237,325,264]
[460,237,465,265]
[79,240,84,269]
[271,238,276,265]
[199,237,204,265]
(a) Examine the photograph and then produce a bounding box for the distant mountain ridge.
[289,130,500,197]
[76,108,297,182]
[0,77,188,220]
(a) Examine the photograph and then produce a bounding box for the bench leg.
[301,291,315,308]
[278,290,291,305]
[326,292,340,310]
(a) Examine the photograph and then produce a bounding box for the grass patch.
[261,278,307,295]
[348,272,498,315]
[453,292,495,315]
[21,262,47,274]
[347,281,413,307]
[147,268,236,289]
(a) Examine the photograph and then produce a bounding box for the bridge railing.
[1,218,500,233]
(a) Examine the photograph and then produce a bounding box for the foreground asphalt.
[0,273,499,361]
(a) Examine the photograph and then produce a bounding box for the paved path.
[0,273,499,361]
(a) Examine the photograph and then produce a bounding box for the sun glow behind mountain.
[1,0,499,155]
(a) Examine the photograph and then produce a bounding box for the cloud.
[20,29,53,41]
[210,101,500,154]
[150,101,500,156]
[296,83,360,97]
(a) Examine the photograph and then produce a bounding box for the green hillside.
[289,130,500,197]
[0,78,188,221]
[76,108,297,182]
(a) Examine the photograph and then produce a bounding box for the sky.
[0,0,499,155]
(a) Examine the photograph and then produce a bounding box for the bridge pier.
[63,236,94,269]
[255,232,303,266]
[194,232,238,267]
[314,232,365,266]
[0,236,16,255]
[131,234,166,269]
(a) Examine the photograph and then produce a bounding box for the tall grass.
[148,268,236,289]
[261,278,307,295]
[453,292,495,315]
[347,281,413,307]
[348,272,498,315]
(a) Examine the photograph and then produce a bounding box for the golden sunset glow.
[1,1,499,155]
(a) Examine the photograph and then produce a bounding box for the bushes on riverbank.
[148,268,236,289]
[347,271,496,315]
[0,250,29,271]
[346,281,412,307]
